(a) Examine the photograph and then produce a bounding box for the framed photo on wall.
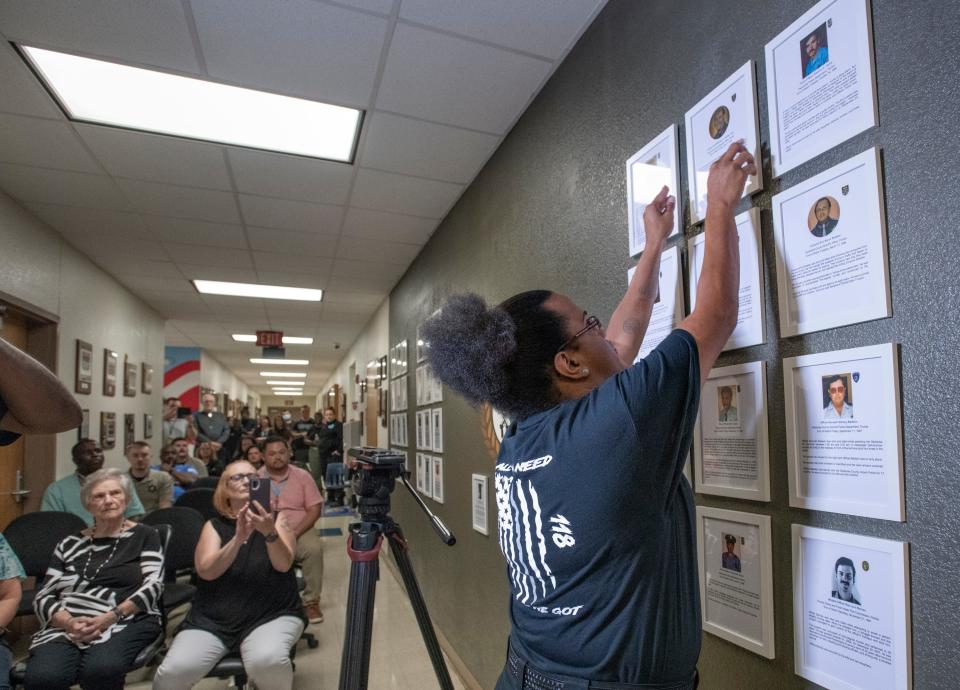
[123,413,135,449]
[79,408,90,442]
[625,124,682,256]
[792,525,911,689]
[696,506,775,659]
[431,455,444,504]
[75,340,93,395]
[144,413,154,439]
[100,412,116,449]
[472,474,489,536]
[103,349,118,397]
[123,358,137,397]
[141,363,154,394]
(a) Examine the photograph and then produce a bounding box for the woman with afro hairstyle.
[423,141,756,690]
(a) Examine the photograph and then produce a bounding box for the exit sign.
[256,330,283,347]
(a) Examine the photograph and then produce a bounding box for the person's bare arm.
[195,518,245,581]
[608,186,676,366]
[677,141,756,386]
[0,578,21,628]
[295,503,322,539]
[0,338,82,434]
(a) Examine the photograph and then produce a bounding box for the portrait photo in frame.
[123,358,137,397]
[141,363,154,394]
[103,349,118,397]
[100,411,116,449]
[75,340,93,395]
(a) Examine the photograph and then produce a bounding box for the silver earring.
[581,368,589,375]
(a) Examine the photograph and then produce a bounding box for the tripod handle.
[400,474,456,546]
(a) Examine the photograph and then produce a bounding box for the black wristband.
[264,530,279,543]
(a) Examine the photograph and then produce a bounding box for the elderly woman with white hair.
[23,467,164,690]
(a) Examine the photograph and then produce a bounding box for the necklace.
[79,523,127,583]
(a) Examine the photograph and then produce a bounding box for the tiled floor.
[127,508,469,689]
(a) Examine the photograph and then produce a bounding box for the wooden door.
[0,313,27,528]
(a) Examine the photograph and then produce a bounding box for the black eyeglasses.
[556,315,602,354]
[227,473,257,485]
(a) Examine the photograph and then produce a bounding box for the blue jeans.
[0,639,11,690]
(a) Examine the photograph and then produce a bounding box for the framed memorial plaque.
[416,453,426,493]
[784,343,904,521]
[431,407,443,454]
[431,455,444,504]
[123,358,137,397]
[694,361,770,502]
[697,506,775,659]
[625,124,681,256]
[75,340,93,395]
[689,208,766,351]
[630,245,684,361]
[684,61,763,225]
[472,474,489,536]
[103,349,118,397]
[79,408,90,442]
[772,148,890,337]
[792,525,911,689]
[144,413,154,439]
[100,411,116,449]
[765,0,879,176]
[141,363,153,394]
[123,413,135,448]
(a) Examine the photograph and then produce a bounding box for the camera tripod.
[339,448,457,690]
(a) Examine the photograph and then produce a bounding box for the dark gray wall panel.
[387,1,960,687]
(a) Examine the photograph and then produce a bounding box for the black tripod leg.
[388,530,454,690]
[339,523,383,690]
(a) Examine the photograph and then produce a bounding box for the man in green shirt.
[41,439,145,525]
[126,440,173,515]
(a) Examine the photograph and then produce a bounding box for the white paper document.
[793,525,911,690]
[630,245,684,361]
[784,343,904,521]
[472,474,489,535]
[694,361,770,502]
[689,208,765,350]
[626,125,681,256]
[765,0,878,176]
[773,147,890,337]
[684,61,763,225]
[698,507,775,659]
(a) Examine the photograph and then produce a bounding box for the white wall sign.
[630,245,684,361]
[625,124,681,256]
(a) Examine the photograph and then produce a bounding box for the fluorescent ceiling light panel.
[21,45,361,162]
[259,372,306,378]
[232,334,314,344]
[265,380,305,386]
[192,280,322,302]
[249,358,308,365]
[273,389,307,394]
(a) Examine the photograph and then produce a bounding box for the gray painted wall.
[387,1,960,688]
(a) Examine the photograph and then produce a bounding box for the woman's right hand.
[706,140,756,211]
[234,505,254,544]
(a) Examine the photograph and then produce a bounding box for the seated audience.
[234,435,256,461]
[126,441,173,515]
[0,535,25,690]
[157,444,199,501]
[260,436,325,624]
[195,441,223,478]
[253,415,272,442]
[243,444,264,470]
[41,439,145,525]
[171,437,208,478]
[239,407,257,434]
[153,460,305,690]
[24,468,163,690]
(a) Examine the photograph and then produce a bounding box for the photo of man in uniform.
[831,556,861,605]
[808,196,839,238]
[718,385,738,422]
[801,24,830,77]
[721,534,741,572]
[822,374,854,420]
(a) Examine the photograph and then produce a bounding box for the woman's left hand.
[75,613,114,643]
[247,500,276,536]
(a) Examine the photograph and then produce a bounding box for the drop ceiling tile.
[376,24,553,133]
[323,289,390,306]
[239,195,344,233]
[0,114,101,172]
[0,44,63,119]
[176,264,256,283]
[28,203,151,239]
[359,111,499,183]
[398,0,605,61]
[252,251,332,275]
[0,0,202,73]
[77,125,232,190]
[336,236,421,266]
[142,217,248,249]
[351,169,463,219]
[0,164,129,209]
[333,0,394,13]
[246,227,339,257]
[116,179,240,223]
[228,149,354,205]
[66,234,169,260]
[91,257,182,279]
[191,0,387,106]
[254,271,327,290]
[164,243,253,268]
[340,207,436,245]
[113,274,196,293]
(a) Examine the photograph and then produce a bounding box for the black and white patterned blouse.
[31,523,164,649]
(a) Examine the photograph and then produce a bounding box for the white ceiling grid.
[0,0,606,393]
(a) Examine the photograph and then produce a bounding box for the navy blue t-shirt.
[0,394,21,446]
[495,329,701,684]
